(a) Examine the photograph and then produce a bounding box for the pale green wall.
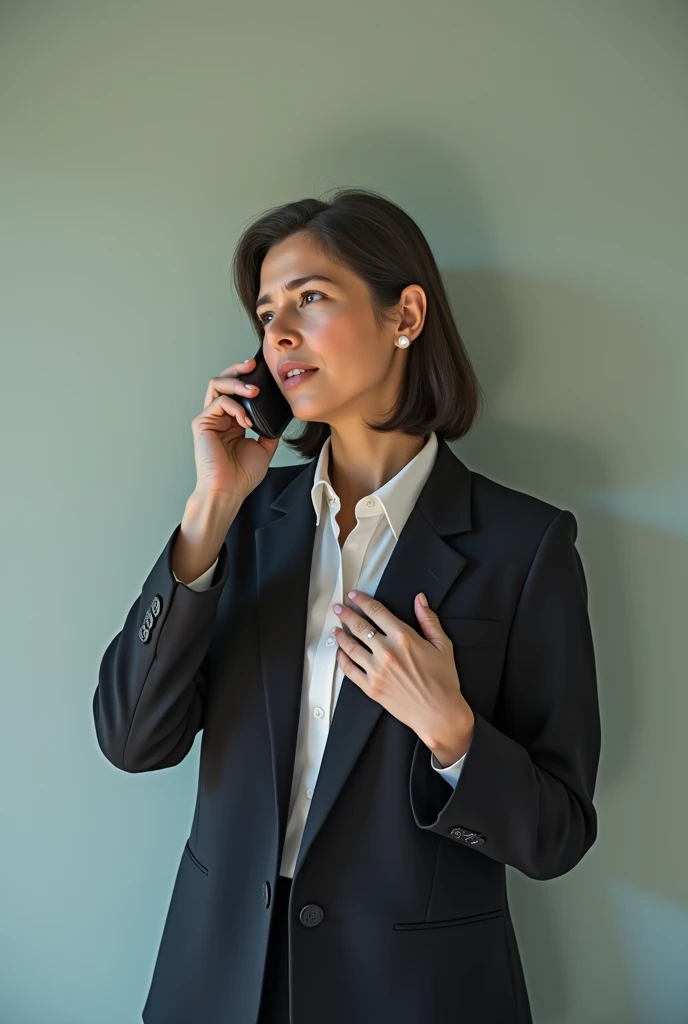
[1,3,686,1022]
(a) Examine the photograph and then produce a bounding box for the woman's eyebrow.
[255,275,338,312]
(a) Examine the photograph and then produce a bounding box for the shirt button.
[313,707,325,719]
[305,788,313,799]
[365,498,375,507]
[325,637,335,646]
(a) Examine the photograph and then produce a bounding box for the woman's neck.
[327,430,428,508]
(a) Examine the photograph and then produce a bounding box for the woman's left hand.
[332,590,475,766]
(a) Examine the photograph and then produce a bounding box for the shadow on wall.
[441,269,687,1023]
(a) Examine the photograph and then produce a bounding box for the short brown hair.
[231,186,484,460]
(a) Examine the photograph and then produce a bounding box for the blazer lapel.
[255,436,473,879]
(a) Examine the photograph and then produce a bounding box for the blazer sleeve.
[409,509,601,880]
[93,523,230,773]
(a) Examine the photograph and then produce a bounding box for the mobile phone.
[234,345,293,438]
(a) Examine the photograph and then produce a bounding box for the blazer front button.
[299,904,324,927]
[262,881,271,909]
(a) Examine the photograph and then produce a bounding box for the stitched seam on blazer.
[195,773,202,853]
[121,577,212,769]
[501,509,565,663]
[121,594,165,770]
[501,911,521,1019]
[121,579,186,770]
[184,839,209,875]
[423,840,442,924]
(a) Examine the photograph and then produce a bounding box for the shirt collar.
[310,431,439,541]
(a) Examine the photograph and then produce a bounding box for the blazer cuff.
[93,523,230,772]
[410,714,497,854]
[410,710,596,878]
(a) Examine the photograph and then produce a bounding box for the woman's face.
[258,232,421,431]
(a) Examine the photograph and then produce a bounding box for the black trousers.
[257,873,293,1023]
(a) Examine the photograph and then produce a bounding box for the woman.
[94,187,601,1024]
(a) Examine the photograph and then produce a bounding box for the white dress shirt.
[173,430,468,878]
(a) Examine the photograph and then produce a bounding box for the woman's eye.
[258,291,324,326]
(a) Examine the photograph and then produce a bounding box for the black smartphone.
[234,345,293,438]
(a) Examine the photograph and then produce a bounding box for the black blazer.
[93,436,601,1024]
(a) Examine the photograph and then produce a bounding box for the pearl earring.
[397,335,410,348]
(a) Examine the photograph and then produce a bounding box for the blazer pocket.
[439,617,504,648]
[184,838,209,875]
[393,908,503,931]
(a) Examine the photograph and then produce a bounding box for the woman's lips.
[283,369,318,390]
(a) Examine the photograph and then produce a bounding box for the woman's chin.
[290,409,327,424]
[287,396,329,419]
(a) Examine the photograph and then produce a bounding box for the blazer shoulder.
[468,467,571,544]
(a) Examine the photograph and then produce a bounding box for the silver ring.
[366,629,376,639]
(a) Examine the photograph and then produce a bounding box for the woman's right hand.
[190,356,280,503]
